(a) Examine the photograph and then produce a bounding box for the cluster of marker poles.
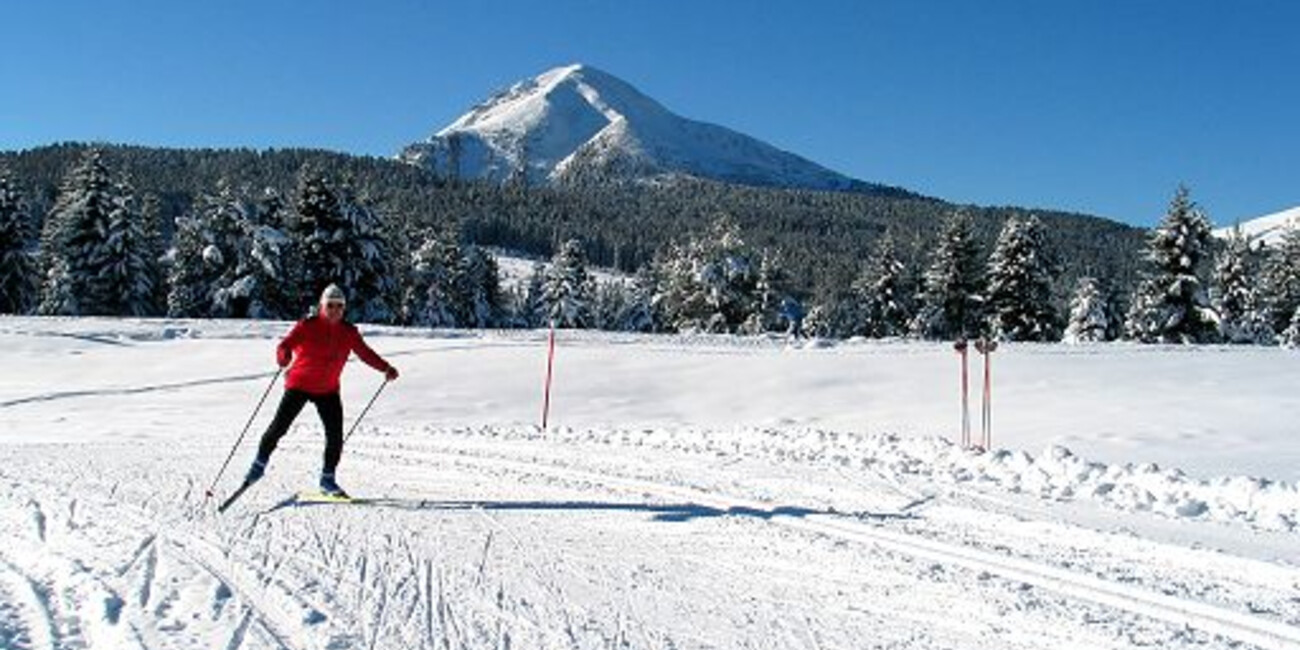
[955,337,997,451]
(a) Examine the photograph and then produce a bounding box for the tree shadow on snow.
[268,495,921,523]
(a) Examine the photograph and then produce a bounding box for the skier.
[243,284,399,497]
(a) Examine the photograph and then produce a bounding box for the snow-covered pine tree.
[40,150,145,316]
[288,169,346,316]
[856,234,912,338]
[740,250,788,335]
[801,303,832,339]
[911,211,985,340]
[288,171,397,323]
[592,279,630,331]
[521,261,548,328]
[168,181,247,318]
[652,216,759,333]
[649,240,694,330]
[403,230,459,328]
[1062,276,1109,343]
[99,177,161,316]
[460,245,503,328]
[232,188,294,319]
[700,218,758,333]
[807,289,856,339]
[619,268,658,332]
[1125,186,1218,343]
[139,193,168,311]
[0,167,38,314]
[1281,306,1300,348]
[167,214,216,317]
[542,239,595,328]
[1211,228,1274,344]
[986,215,1058,341]
[335,187,397,323]
[1262,221,1300,336]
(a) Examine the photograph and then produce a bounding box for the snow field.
[0,316,1298,649]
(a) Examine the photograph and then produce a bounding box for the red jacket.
[277,315,391,394]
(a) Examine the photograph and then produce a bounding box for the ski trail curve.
[344,440,1300,650]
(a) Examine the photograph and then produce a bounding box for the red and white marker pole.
[975,337,998,451]
[541,323,557,430]
[954,339,970,449]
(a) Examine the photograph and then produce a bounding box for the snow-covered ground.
[489,248,629,292]
[0,315,1297,649]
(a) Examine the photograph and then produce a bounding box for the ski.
[217,481,255,513]
[296,491,356,504]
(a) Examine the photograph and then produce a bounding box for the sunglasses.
[325,301,346,309]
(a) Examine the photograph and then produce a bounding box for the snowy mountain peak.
[438,63,651,136]
[1213,205,1300,246]
[401,64,902,194]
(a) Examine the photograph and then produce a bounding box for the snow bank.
[419,425,1300,532]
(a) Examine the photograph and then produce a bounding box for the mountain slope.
[1213,206,1300,246]
[400,64,908,195]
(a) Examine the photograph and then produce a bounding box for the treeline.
[0,143,1144,298]
[3,143,1296,344]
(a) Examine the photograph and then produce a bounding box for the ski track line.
[99,496,335,650]
[468,503,616,644]
[0,372,275,409]
[347,441,1300,650]
[160,533,305,650]
[41,478,342,650]
[15,501,305,650]
[0,558,57,650]
[1,462,361,650]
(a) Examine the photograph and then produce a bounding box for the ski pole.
[343,377,391,444]
[204,367,283,500]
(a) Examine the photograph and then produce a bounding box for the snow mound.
[416,425,1299,532]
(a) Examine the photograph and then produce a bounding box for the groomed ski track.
[348,437,1299,650]
[1,429,1297,649]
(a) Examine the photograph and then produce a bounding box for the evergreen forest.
[3,143,1297,345]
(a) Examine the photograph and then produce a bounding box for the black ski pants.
[256,389,345,474]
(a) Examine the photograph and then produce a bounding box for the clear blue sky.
[2,0,1296,228]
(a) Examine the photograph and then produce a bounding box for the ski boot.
[319,472,349,499]
[244,457,268,484]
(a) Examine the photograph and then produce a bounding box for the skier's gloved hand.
[277,350,291,368]
[385,366,400,381]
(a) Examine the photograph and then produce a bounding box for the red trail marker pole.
[541,324,557,430]
[976,338,998,451]
[954,339,970,449]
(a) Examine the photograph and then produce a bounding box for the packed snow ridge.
[400,63,877,192]
[431,424,1299,533]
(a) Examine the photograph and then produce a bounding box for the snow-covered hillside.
[1,316,1298,649]
[400,64,890,193]
[1214,206,1300,246]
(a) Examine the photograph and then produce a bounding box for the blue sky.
[1,1,1296,228]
